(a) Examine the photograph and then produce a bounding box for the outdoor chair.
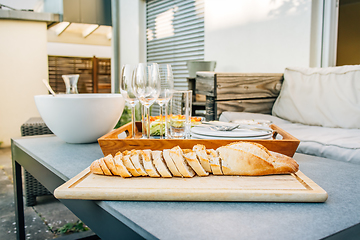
[21,117,53,206]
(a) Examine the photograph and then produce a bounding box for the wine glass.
[119,64,138,138]
[156,64,174,139]
[133,63,161,139]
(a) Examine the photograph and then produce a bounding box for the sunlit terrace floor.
[0,147,99,240]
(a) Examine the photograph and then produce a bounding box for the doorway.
[336,0,360,66]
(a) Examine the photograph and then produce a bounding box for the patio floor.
[0,147,99,240]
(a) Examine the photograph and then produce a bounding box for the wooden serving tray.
[54,168,327,202]
[98,122,300,157]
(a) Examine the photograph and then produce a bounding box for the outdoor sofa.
[200,65,360,164]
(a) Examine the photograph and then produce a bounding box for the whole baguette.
[217,142,299,176]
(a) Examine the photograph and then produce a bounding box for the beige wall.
[0,20,48,147]
[204,0,312,73]
[336,2,360,66]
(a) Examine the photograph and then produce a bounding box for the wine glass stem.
[131,105,136,138]
[164,102,169,139]
[141,104,146,138]
[159,105,163,139]
[146,107,151,139]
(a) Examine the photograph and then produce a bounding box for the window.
[146,0,204,90]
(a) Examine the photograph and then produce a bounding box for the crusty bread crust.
[90,160,103,175]
[98,158,112,176]
[193,144,212,173]
[121,151,141,177]
[218,142,299,176]
[207,149,223,175]
[268,151,299,174]
[226,142,271,161]
[130,150,148,176]
[141,150,161,177]
[169,146,195,178]
[103,154,121,176]
[113,153,132,178]
[152,150,172,178]
[182,149,209,177]
[163,149,182,177]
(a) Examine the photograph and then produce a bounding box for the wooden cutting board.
[54,168,328,202]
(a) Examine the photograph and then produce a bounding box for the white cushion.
[272,65,360,129]
[220,112,360,164]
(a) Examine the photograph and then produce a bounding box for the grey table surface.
[12,135,360,240]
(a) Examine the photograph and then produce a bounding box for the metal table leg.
[12,151,25,240]
[11,140,151,240]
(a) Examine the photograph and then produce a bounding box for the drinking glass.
[133,63,161,139]
[62,74,79,94]
[169,90,192,139]
[155,64,174,139]
[119,64,138,138]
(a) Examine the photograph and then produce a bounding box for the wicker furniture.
[20,117,53,206]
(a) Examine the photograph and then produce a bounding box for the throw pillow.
[272,65,360,129]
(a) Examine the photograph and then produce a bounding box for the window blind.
[146,0,205,91]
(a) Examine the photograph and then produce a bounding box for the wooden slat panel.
[216,98,277,118]
[216,73,283,100]
[48,56,111,94]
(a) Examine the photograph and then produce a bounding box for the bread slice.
[103,154,121,176]
[130,150,148,176]
[169,146,195,178]
[163,149,182,177]
[206,149,223,175]
[152,150,172,178]
[140,150,160,177]
[217,141,298,176]
[113,153,132,178]
[90,160,103,175]
[98,158,112,176]
[193,144,212,173]
[121,151,141,177]
[182,149,209,177]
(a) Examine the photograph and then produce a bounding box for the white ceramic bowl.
[34,94,125,143]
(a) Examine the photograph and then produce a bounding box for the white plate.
[191,132,273,140]
[190,126,273,138]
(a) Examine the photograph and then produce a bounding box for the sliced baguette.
[103,154,121,176]
[140,150,161,177]
[98,158,112,176]
[152,150,172,178]
[130,150,148,176]
[169,146,195,178]
[193,144,212,173]
[182,149,209,177]
[113,153,132,178]
[90,159,103,175]
[207,149,223,175]
[121,151,141,177]
[163,149,182,177]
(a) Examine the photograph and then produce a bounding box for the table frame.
[11,140,156,240]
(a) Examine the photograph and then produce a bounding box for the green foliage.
[55,220,89,235]
[115,103,142,129]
